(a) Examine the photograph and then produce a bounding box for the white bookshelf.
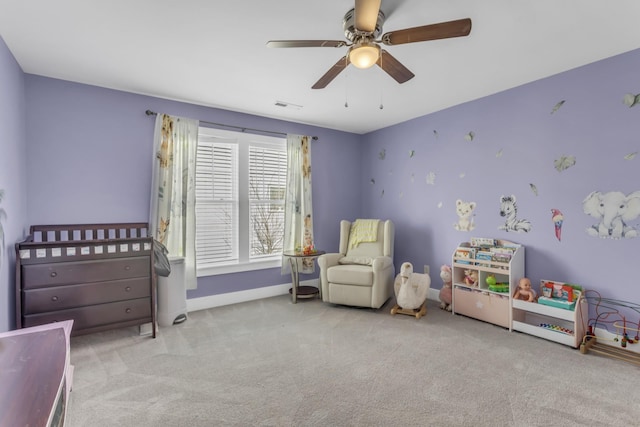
[512,282,587,348]
[451,239,524,330]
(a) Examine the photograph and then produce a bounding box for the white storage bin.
[157,257,188,327]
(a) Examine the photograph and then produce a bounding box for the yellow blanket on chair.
[349,219,380,249]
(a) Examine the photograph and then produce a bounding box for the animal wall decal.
[454,199,476,231]
[623,93,640,108]
[498,194,532,233]
[554,155,576,172]
[551,100,565,114]
[464,131,475,141]
[426,172,436,185]
[551,208,564,241]
[583,190,640,239]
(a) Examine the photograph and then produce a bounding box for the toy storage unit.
[15,223,157,338]
[512,280,587,348]
[451,239,524,330]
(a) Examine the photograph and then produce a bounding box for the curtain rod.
[145,110,318,141]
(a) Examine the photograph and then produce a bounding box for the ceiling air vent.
[274,101,303,110]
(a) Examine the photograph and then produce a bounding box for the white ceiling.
[1,1,639,134]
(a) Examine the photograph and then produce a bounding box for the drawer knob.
[50,272,57,278]
[51,296,59,302]
[125,286,132,292]
[125,308,132,314]
[124,265,131,271]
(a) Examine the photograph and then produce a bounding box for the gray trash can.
[157,257,188,327]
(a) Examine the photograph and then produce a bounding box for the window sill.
[197,258,282,277]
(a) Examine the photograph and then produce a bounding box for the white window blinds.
[195,139,239,267]
[195,127,286,273]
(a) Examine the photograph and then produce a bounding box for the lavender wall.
[362,48,640,304]
[0,36,28,332]
[23,75,362,302]
[5,40,640,332]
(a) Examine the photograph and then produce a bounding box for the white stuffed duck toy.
[394,262,431,310]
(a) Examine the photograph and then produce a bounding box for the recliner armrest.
[372,256,393,272]
[317,252,343,269]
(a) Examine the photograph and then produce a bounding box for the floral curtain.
[149,113,198,289]
[282,134,315,274]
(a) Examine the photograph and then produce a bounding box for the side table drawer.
[22,298,152,331]
[22,257,150,288]
[22,277,151,314]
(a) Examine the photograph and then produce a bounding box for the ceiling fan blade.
[312,56,350,89]
[381,18,472,46]
[377,50,414,84]
[355,0,382,33]
[267,40,346,48]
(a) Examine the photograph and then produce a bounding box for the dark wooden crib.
[15,223,156,338]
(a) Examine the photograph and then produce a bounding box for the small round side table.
[283,250,325,303]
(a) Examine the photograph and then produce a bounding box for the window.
[195,127,287,276]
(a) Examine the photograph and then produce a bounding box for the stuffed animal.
[394,262,431,310]
[464,269,478,286]
[439,264,453,311]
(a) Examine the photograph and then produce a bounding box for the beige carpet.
[66,295,638,426]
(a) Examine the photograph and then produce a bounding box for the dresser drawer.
[22,257,150,288]
[22,277,151,314]
[22,298,152,331]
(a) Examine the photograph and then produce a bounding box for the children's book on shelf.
[476,250,492,267]
[470,237,496,247]
[490,251,511,268]
[454,246,476,264]
[490,246,516,255]
[538,280,582,310]
[455,238,521,268]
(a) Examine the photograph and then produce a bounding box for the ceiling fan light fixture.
[349,42,380,69]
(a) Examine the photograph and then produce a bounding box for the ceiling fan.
[266,0,472,89]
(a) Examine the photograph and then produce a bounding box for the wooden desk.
[283,251,325,303]
[0,320,73,427]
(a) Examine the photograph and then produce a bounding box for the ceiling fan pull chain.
[344,68,349,108]
[379,56,384,110]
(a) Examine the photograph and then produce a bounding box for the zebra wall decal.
[499,194,532,233]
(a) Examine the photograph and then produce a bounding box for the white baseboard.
[592,326,640,354]
[428,288,441,302]
[188,281,441,313]
[186,279,319,312]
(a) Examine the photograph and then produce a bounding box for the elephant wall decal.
[583,190,640,239]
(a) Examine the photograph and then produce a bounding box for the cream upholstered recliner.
[318,219,395,309]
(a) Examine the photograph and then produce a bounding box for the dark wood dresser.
[15,223,156,338]
[0,320,73,427]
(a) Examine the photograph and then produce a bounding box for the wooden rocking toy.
[390,262,431,320]
[391,301,427,319]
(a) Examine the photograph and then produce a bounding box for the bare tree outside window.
[249,182,285,256]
